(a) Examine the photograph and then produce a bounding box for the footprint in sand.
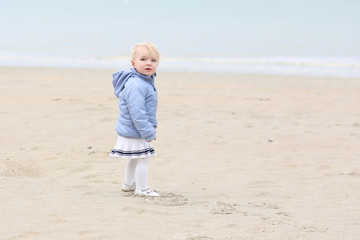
[209,202,238,215]
[0,160,41,178]
[121,191,189,206]
[195,201,239,215]
[248,201,281,210]
[301,225,328,233]
[186,236,214,240]
[144,192,189,206]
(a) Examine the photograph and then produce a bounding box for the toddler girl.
[110,42,160,197]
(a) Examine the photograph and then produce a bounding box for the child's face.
[131,47,159,76]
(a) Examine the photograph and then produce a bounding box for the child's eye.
[151,59,157,62]
[140,58,146,61]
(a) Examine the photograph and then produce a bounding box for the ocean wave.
[0,53,359,78]
[178,57,360,68]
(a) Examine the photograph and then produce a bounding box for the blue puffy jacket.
[112,68,157,141]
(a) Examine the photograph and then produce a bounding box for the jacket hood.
[112,68,156,97]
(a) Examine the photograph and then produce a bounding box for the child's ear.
[131,60,135,68]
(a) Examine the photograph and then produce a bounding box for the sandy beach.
[0,66,359,240]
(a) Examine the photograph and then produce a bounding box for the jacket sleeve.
[124,81,156,141]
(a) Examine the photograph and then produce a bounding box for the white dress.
[110,135,156,159]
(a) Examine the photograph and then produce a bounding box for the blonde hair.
[131,42,160,61]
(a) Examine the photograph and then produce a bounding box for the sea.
[1,0,359,78]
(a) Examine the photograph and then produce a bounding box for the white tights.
[124,157,150,190]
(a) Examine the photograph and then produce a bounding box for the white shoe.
[135,187,159,197]
[121,183,136,192]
